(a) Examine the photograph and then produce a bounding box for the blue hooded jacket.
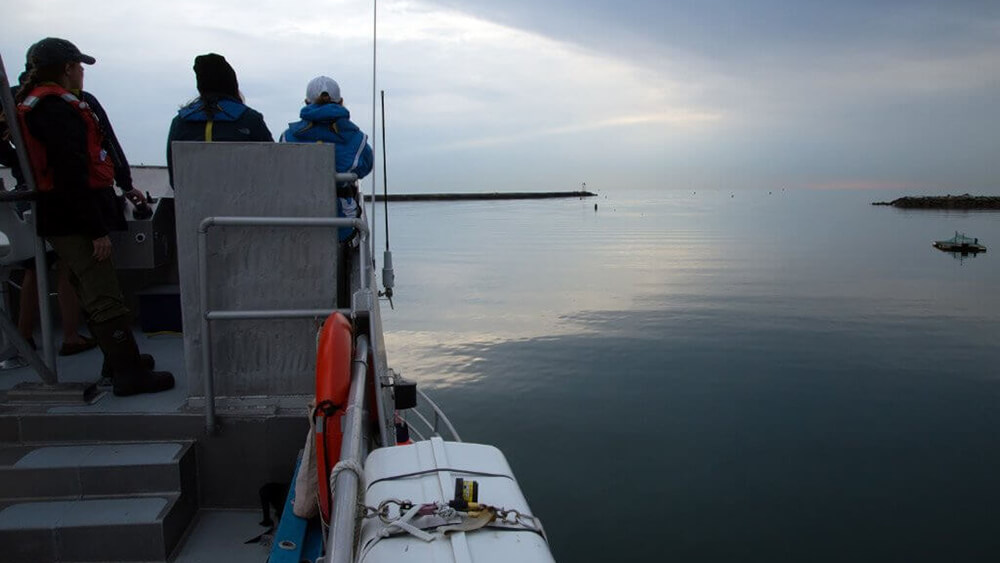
[280,103,373,178]
[281,102,373,240]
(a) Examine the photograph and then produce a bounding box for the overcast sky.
[2,0,998,193]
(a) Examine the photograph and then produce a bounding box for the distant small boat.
[933,231,987,253]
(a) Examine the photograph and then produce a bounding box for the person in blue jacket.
[280,76,372,242]
[166,53,272,186]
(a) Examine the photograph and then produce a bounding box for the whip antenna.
[370,0,378,263]
[380,90,394,307]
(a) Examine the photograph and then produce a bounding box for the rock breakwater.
[872,194,1000,209]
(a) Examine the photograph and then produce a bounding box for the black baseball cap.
[29,38,96,68]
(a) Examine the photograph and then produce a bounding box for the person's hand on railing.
[92,235,112,261]
[0,187,36,201]
[124,188,153,219]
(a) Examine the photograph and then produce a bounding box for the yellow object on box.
[462,480,478,503]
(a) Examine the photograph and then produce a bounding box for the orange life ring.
[315,312,353,521]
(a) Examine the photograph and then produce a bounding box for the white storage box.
[358,437,554,562]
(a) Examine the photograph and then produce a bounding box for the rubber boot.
[90,317,175,396]
[101,354,154,378]
[98,353,155,388]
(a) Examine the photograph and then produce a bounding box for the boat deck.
[0,328,310,562]
[174,509,270,562]
[0,331,188,414]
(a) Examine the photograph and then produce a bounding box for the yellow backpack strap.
[205,120,214,142]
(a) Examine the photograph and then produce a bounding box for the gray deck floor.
[0,331,189,414]
[173,509,271,562]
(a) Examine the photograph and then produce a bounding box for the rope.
[378,504,434,541]
[329,458,365,504]
[356,500,548,559]
[320,458,366,550]
[438,508,494,535]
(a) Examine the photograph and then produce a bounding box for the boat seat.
[0,199,39,366]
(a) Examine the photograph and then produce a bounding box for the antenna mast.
[370,0,378,262]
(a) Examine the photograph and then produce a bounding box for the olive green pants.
[46,235,130,324]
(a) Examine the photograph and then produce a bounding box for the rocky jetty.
[365,190,596,202]
[872,194,1000,209]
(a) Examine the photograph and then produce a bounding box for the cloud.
[416,110,723,153]
[2,0,719,162]
[2,0,998,192]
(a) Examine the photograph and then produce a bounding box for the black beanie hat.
[193,53,239,98]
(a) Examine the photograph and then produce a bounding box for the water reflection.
[937,249,985,264]
[416,300,1000,561]
[382,190,1000,388]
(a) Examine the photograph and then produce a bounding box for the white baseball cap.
[306,76,342,104]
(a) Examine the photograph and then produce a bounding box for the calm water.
[377,188,1000,562]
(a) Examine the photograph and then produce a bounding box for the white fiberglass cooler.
[357,437,555,562]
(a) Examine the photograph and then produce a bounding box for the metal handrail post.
[0,53,57,379]
[355,206,392,447]
[328,334,369,563]
[197,215,369,434]
[0,308,55,382]
[33,224,55,373]
[359,216,370,293]
[197,226,215,433]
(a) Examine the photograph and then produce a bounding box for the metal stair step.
[4,413,205,444]
[0,493,196,562]
[0,441,194,500]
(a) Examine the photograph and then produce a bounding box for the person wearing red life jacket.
[16,38,173,396]
[4,43,155,362]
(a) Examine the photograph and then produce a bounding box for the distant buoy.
[594,203,598,211]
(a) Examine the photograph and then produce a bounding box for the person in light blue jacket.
[280,76,372,241]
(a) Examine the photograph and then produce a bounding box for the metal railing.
[327,334,369,563]
[0,53,58,381]
[197,214,369,433]
[403,386,462,442]
[324,375,461,561]
[192,179,464,560]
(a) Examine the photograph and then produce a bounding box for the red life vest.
[17,84,115,191]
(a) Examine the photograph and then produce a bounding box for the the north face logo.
[238,128,251,135]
